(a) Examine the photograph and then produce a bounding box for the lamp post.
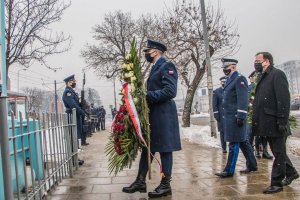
[17,68,26,92]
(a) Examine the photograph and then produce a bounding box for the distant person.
[213,76,227,153]
[252,52,299,194]
[99,106,106,130]
[215,58,257,178]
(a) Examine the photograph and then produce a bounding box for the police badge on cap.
[221,58,238,68]
[63,74,75,83]
[143,39,167,52]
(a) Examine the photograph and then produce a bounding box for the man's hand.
[236,118,244,127]
[278,124,288,134]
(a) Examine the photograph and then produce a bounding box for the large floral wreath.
[105,39,151,175]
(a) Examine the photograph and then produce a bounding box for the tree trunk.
[182,86,197,127]
[181,67,205,127]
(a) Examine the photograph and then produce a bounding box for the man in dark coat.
[215,58,257,178]
[252,52,299,194]
[213,76,227,153]
[248,71,273,160]
[62,74,85,165]
[122,39,181,198]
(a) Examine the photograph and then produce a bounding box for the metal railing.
[1,109,79,200]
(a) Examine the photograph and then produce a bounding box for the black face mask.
[254,63,263,72]
[145,53,154,63]
[223,68,231,76]
[71,82,76,88]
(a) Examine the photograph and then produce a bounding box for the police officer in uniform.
[213,76,227,153]
[122,39,181,198]
[215,58,257,178]
[62,75,85,165]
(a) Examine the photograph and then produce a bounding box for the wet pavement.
[47,128,300,200]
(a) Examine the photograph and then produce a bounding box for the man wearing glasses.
[252,52,299,194]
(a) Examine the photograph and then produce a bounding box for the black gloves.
[236,118,244,127]
[214,113,220,121]
[278,124,288,134]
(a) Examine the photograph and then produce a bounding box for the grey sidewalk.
[47,129,300,200]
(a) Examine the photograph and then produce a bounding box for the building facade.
[276,60,300,96]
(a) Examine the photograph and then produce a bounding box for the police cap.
[63,74,75,83]
[143,39,167,52]
[221,58,238,68]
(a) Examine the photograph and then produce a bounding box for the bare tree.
[162,0,239,127]
[5,0,71,72]
[86,87,101,105]
[81,11,162,79]
[22,87,44,112]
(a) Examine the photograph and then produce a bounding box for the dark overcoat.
[62,86,85,139]
[222,71,249,142]
[146,57,181,152]
[252,65,291,137]
[213,87,225,132]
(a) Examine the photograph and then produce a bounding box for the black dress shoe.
[240,168,258,174]
[122,174,147,193]
[262,151,273,160]
[263,186,283,194]
[282,173,300,186]
[222,149,227,153]
[82,142,90,146]
[215,171,233,178]
[78,159,84,166]
[148,176,172,198]
[255,151,261,158]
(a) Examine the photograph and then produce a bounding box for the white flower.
[122,63,127,69]
[128,71,134,77]
[127,65,131,71]
[133,98,138,103]
[125,54,131,60]
[131,84,136,92]
[249,103,253,106]
[124,73,130,78]
[251,96,255,100]
[131,76,137,82]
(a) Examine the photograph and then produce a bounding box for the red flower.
[114,142,123,155]
[119,105,126,112]
[116,113,125,121]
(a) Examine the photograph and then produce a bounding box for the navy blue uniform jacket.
[213,87,224,132]
[146,57,181,152]
[62,86,85,139]
[222,71,249,142]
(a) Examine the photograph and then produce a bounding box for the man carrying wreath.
[122,39,181,198]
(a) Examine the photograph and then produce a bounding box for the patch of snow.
[287,136,300,157]
[180,125,220,148]
[190,113,210,118]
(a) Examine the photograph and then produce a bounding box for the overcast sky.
[8,0,300,110]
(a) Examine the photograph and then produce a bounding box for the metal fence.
[1,109,79,200]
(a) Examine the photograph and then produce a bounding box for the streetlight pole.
[113,76,117,109]
[0,0,14,199]
[17,68,26,92]
[200,0,217,137]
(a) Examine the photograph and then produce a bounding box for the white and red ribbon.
[123,82,162,175]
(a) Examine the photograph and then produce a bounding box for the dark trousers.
[266,136,298,187]
[220,131,226,150]
[138,148,173,177]
[100,118,106,130]
[255,136,268,152]
[224,141,257,175]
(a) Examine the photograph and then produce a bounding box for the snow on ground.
[190,113,210,118]
[180,124,300,157]
[180,125,221,148]
[287,137,300,156]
